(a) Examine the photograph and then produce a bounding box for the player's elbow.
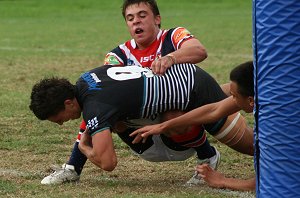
[101,159,117,172]
[188,44,207,63]
[196,45,208,61]
[90,152,118,171]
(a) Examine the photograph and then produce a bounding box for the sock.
[67,120,87,175]
[193,139,216,160]
[68,141,87,175]
[169,125,216,160]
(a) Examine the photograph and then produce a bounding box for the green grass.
[0,0,254,197]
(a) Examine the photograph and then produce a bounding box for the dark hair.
[29,77,76,120]
[122,0,161,27]
[230,61,254,97]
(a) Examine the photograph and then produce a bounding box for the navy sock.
[194,139,216,160]
[67,142,87,175]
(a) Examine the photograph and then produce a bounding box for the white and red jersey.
[103,27,194,68]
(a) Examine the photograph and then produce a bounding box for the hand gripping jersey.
[103,27,194,67]
[76,63,227,136]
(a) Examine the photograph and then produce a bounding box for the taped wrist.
[166,54,177,65]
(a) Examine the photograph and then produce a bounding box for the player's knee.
[161,110,191,135]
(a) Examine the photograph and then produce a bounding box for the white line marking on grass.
[210,188,255,198]
[0,168,29,177]
[0,168,43,178]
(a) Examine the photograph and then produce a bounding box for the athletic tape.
[214,113,241,140]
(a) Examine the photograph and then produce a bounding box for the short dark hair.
[230,61,254,97]
[122,0,161,27]
[29,77,76,120]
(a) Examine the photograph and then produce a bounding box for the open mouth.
[135,28,144,34]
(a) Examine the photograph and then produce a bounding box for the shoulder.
[163,27,194,49]
[103,39,133,66]
[170,27,193,41]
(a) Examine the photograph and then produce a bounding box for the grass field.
[0,0,255,197]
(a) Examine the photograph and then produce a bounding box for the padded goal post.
[253,0,300,197]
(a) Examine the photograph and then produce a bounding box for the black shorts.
[117,127,190,153]
[117,127,154,154]
[187,66,228,135]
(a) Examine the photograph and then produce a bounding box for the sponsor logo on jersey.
[87,117,99,131]
[140,54,156,63]
[81,72,102,90]
[173,28,191,45]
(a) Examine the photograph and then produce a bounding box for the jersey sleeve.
[103,47,127,66]
[171,27,194,49]
[83,101,120,136]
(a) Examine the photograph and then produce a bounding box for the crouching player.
[131,61,256,191]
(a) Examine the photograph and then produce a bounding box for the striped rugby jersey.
[141,63,196,118]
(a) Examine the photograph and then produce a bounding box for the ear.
[248,96,254,107]
[64,99,74,108]
[155,15,161,26]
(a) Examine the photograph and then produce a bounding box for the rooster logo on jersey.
[104,53,123,66]
[104,52,136,66]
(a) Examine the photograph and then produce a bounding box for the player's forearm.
[222,177,255,191]
[160,98,241,133]
[78,143,95,163]
[161,105,219,131]
[172,47,207,64]
[80,146,117,171]
[171,39,207,64]
[79,144,116,171]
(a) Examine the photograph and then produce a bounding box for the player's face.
[124,2,161,49]
[230,81,254,113]
[48,100,81,125]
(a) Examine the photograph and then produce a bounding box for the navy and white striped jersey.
[141,63,195,118]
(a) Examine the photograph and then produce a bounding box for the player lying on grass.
[30,63,228,185]
[130,61,256,191]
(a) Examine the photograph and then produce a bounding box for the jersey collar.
[130,29,163,49]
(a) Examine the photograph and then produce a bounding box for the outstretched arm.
[79,129,117,171]
[196,164,255,191]
[130,96,240,143]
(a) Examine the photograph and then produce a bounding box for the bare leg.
[213,112,254,156]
